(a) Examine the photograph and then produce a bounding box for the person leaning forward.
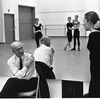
[34,36,56,79]
[0,41,50,98]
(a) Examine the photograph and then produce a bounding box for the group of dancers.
[33,16,80,51]
[64,15,80,51]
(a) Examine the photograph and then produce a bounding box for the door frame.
[4,13,15,43]
[18,5,35,41]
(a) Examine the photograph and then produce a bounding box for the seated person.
[0,41,50,98]
[34,36,56,79]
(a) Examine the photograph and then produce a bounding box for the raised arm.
[16,55,34,79]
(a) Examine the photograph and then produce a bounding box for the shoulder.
[41,45,51,52]
[66,23,69,27]
[66,23,68,26]
[34,47,41,54]
[89,31,100,39]
[8,55,16,60]
[90,31,100,35]
[67,23,69,25]
[7,55,16,64]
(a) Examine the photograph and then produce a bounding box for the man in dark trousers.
[34,36,56,79]
[0,41,50,98]
[71,15,80,51]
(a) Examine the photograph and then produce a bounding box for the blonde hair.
[94,20,100,29]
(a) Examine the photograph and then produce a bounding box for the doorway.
[19,6,35,41]
[4,14,15,44]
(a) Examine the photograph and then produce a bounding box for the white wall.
[0,0,3,42]
[36,0,87,36]
[1,0,100,41]
[36,0,86,25]
[36,0,100,36]
[86,0,100,14]
[1,0,37,42]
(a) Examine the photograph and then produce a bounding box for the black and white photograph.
[0,0,100,98]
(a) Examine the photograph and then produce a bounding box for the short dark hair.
[85,11,99,25]
[68,17,71,20]
[75,15,78,17]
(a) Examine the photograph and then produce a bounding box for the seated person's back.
[34,36,56,79]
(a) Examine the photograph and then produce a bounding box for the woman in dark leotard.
[64,17,73,50]
[33,18,43,48]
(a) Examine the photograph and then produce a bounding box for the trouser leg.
[36,62,56,79]
[0,78,18,98]
[35,35,40,48]
[36,65,50,98]
[76,30,80,50]
[73,34,76,49]
[0,78,37,98]
[35,32,43,48]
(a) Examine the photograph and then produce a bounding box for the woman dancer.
[64,17,73,50]
[33,18,43,48]
[84,11,100,97]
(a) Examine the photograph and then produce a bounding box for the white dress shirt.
[34,44,54,67]
[7,52,37,80]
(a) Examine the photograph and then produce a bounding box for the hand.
[12,75,17,78]
[16,70,26,79]
[37,30,42,32]
[25,55,34,68]
[51,48,55,54]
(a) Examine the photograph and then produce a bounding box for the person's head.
[40,36,51,47]
[75,15,79,20]
[11,41,24,58]
[68,17,71,22]
[83,11,100,31]
[35,18,39,24]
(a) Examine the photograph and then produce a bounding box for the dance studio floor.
[0,37,90,83]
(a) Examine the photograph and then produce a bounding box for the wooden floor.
[0,37,90,83]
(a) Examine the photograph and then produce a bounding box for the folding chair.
[18,73,41,98]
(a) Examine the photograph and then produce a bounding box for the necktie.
[19,57,23,70]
